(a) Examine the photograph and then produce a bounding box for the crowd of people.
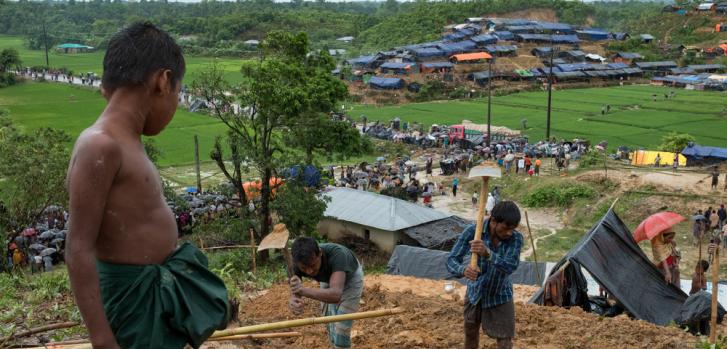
[5,206,67,273]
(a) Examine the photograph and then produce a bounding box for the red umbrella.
[633,212,686,243]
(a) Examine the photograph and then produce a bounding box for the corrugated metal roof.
[322,188,451,231]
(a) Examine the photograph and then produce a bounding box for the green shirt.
[296,243,359,283]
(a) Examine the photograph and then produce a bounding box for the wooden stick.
[524,210,542,285]
[22,344,91,349]
[710,245,720,344]
[608,197,619,212]
[469,176,490,268]
[1,322,79,343]
[201,244,254,251]
[22,332,304,348]
[250,229,257,274]
[210,307,405,338]
[208,331,302,342]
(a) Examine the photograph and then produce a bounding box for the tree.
[285,114,371,165]
[0,110,71,236]
[193,31,356,245]
[270,177,329,237]
[0,48,21,71]
[658,132,695,153]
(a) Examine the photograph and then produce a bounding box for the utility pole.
[194,135,202,193]
[42,20,50,69]
[486,56,493,147]
[546,41,555,141]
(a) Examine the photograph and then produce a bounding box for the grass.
[0,35,250,84]
[0,82,227,169]
[351,85,727,148]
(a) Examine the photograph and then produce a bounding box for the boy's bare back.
[68,121,176,264]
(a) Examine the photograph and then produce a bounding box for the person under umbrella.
[634,212,686,287]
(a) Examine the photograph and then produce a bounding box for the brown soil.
[207,275,697,349]
[482,9,558,23]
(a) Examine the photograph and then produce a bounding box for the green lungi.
[97,242,229,349]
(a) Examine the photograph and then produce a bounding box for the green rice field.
[352,85,727,148]
[0,82,226,167]
[0,35,249,84]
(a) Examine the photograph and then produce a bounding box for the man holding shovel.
[288,236,364,349]
[447,201,523,349]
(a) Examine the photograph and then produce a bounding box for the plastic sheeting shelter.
[421,61,454,73]
[681,143,727,165]
[412,47,446,58]
[450,52,492,63]
[631,150,686,166]
[530,209,688,326]
[368,77,405,90]
[470,34,498,45]
[386,245,547,286]
[401,216,471,250]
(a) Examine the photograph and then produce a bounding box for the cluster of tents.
[387,208,726,333]
[340,16,659,90]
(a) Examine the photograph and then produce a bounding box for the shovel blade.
[257,223,290,252]
[468,164,502,179]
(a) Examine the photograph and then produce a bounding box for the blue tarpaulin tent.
[380,62,414,74]
[369,77,405,89]
[412,47,446,58]
[443,31,469,41]
[506,24,540,33]
[607,62,630,69]
[577,29,610,41]
[437,40,477,55]
[284,165,322,187]
[380,62,412,69]
[516,33,551,42]
[347,55,378,67]
[531,47,553,57]
[636,61,678,70]
[421,62,454,69]
[551,35,580,44]
[484,45,517,55]
[682,143,727,165]
[494,31,515,41]
[536,22,575,33]
[470,34,498,45]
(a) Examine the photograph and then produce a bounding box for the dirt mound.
[209,275,697,349]
[482,8,558,23]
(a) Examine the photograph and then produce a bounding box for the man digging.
[288,237,364,349]
[447,201,523,349]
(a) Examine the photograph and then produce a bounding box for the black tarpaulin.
[387,245,546,286]
[530,209,688,326]
[401,216,471,250]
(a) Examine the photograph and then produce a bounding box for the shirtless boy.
[66,22,228,349]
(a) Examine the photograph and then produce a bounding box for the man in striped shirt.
[447,201,523,349]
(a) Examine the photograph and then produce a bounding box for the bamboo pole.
[209,331,302,342]
[201,244,255,251]
[250,228,257,274]
[469,177,489,268]
[210,308,405,338]
[710,245,720,344]
[22,332,303,348]
[524,211,542,285]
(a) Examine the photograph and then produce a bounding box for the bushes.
[578,150,602,169]
[522,183,596,207]
[0,73,17,88]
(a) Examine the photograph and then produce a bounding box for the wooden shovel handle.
[470,177,490,268]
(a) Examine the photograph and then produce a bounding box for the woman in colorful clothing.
[651,231,681,287]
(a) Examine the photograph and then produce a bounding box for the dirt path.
[521,228,557,259]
